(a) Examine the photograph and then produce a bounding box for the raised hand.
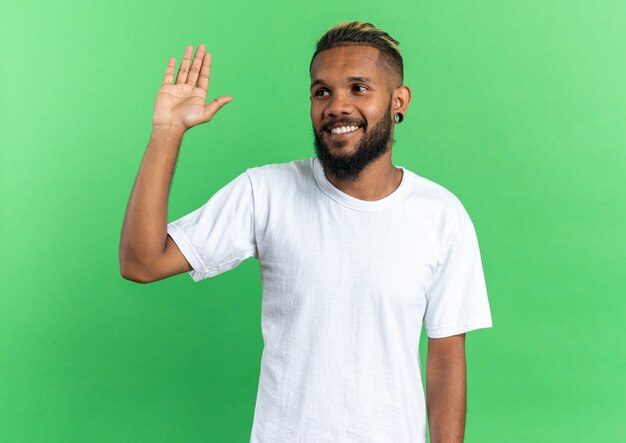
[152,44,233,131]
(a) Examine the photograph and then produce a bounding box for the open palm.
[153,44,232,131]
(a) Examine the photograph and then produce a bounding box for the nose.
[324,92,355,118]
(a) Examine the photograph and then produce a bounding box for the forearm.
[426,357,467,443]
[119,125,185,277]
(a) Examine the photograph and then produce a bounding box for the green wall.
[1,1,624,441]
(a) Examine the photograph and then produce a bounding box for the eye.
[313,88,329,97]
[353,84,368,93]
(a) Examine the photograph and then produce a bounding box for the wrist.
[151,123,186,138]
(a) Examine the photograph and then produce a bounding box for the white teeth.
[330,125,359,135]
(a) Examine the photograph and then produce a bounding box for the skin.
[120,44,229,283]
[121,44,468,441]
[427,333,467,443]
[311,45,467,440]
[309,45,412,200]
[312,96,395,183]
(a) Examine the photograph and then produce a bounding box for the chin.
[328,135,361,151]
[328,144,358,158]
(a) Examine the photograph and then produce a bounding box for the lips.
[326,126,361,138]
[322,120,365,132]
[330,125,360,135]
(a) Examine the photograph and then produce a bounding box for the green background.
[1,0,625,441]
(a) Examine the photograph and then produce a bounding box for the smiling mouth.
[326,125,362,136]
[330,125,360,135]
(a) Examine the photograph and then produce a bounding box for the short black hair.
[310,21,404,87]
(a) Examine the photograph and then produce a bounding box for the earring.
[394,112,404,123]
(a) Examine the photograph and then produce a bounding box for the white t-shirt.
[166,156,493,443]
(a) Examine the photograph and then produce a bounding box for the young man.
[120,21,493,443]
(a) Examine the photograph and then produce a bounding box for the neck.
[324,150,403,201]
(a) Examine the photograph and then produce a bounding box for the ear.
[392,85,412,117]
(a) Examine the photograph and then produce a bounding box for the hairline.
[309,43,403,89]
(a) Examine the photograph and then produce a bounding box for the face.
[310,45,396,182]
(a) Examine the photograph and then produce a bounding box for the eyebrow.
[310,76,376,89]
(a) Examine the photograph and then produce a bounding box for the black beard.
[313,99,393,182]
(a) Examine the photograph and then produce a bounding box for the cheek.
[310,103,324,129]
[362,102,386,122]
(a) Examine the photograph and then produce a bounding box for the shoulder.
[401,167,474,235]
[405,168,468,212]
[245,157,315,188]
[242,157,316,226]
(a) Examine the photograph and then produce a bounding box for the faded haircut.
[310,21,404,87]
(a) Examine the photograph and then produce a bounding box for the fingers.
[204,96,233,122]
[186,44,206,86]
[175,45,194,84]
[161,57,176,86]
[197,52,212,92]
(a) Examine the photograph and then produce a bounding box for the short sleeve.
[423,204,493,338]
[166,171,257,282]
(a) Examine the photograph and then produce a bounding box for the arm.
[119,44,232,283]
[426,333,466,443]
[119,126,189,283]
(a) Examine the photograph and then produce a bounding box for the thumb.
[204,96,233,122]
